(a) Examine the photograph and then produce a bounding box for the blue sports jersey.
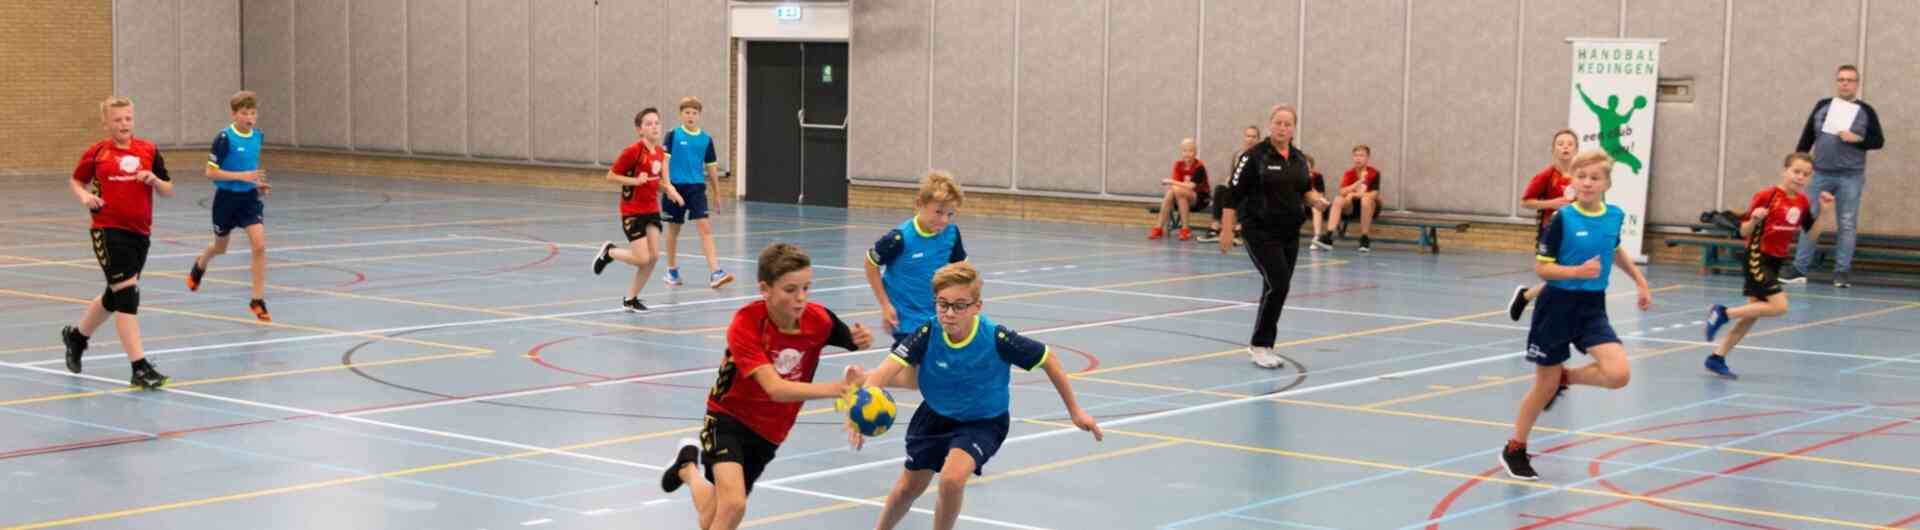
[1536,202,1625,292]
[889,315,1050,421]
[663,126,718,185]
[207,125,263,192]
[869,217,967,336]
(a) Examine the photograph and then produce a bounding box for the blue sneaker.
[709,270,735,289]
[663,267,683,287]
[1704,304,1730,342]
[1705,354,1737,379]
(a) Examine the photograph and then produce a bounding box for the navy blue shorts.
[904,406,1010,476]
[1524,286,1620,366]
[211,189,264,237]
[662,183,710,224]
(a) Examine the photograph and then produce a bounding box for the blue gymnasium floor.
[0,172,1916,530]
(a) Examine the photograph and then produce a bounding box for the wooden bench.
[1664,235,1746,274]
[1665,231,1920,277]
[1329,216,1471,254]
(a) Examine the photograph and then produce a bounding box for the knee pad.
[104,285,140,315]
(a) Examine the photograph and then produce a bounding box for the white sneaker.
[1248,346,1283,369]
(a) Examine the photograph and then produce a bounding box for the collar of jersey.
[1570,201,1607,217]
[680,125,702,136]
[942,315,981,350]
[228,124,255,138]
[911,216,939,237]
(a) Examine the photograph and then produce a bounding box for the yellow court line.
[1026,420,1894,530]
[0,288,489,354]
[741,440,1184,527]
[1074,375,1251,399]
[1690,284,1918,306]
[0,329,260,357]
[1362,302,1920,409]
[0,244,535,270]
[0,214,609,251]
[0,351,486,407]
[493,272,870,311]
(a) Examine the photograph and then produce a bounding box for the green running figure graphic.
[1576,83,1648,174]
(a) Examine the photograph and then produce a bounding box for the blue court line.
[1221,513,1340,530]
[0,372,637,483]
[1155,394,1743,529]
[1396,402,1877,529]
[0,394,589,517]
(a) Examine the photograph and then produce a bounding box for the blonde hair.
[916,170,964,207]
[1569,150,1613,178]
[678,96,703,112]
[229,90,258,112]
[932,262,981,299]
[99,96,133,121]
[1269,104,1297,121]
[1551,128,1577,144]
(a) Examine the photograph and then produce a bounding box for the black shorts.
[903,406,1010,476]
[699,413,780,495]
[1525,286,1620,366]
[662,183,710,224]
[90,228,150,285]
[1338,195,1382,220]
[621,214,663,242]
[211,189,264,237]
[1744,252,1785,300]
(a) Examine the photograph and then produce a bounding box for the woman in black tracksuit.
[1219,104,1330,369]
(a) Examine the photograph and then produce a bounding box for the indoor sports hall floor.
[2,172,1916,530]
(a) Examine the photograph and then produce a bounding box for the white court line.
[0,235,470,269]
[0,358,1048,530]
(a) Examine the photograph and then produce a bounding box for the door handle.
[798,109,847,130]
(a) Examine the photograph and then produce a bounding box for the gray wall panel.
[293,0,349,148]
[1300,0,1404,205]
[597,0,667,164]
[1862,0,1919,235]
[1405,0,1515,215]
[1200,0,1298,177]
[1629,0,1726,225]
[531,0,595,163]
[1105,0,1199,197]
[406,0,465,156]
[1015,0,1105,193]
[242,0,293,146]
[466,0,530,160]
[848,0,929,183]
[179,0,241,146]
[115,0,180,145]
[1517,0,1618,215]
[928,0,1014,189]
[668,0,731,174]
[1722,1,1859,215]
[350,0,406,153]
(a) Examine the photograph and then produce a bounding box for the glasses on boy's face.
[935,300,977,313]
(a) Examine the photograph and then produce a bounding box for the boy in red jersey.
[61,96,175,389]
[591,107,684,312]
[658,242,873,530]
[1703,152,1833,379]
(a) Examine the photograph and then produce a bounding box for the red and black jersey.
[610,141,665,216]
[705,300,858,445]
[1745,187,1815,258]
[1522,165,1573,232]
[72,138,169,235]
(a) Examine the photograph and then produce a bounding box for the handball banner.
[1567,38,1663,262]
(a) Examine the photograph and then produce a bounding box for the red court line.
[1515,515,1632,530]
[1887,511,1920,528]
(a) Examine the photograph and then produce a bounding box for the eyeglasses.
[935,300,977,313]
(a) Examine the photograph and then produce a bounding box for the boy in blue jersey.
[660,96,735,289]
[188,91,272,322]
[1500,151,1653,481]
[850,262,1102,530]
[865,171,968,345]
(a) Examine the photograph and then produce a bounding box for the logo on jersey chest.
[772,348,804,378]
[118,155,139,173]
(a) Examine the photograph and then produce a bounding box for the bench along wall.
[849,0,1920,236]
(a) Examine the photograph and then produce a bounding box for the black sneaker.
[61,326,88,374]
[592,242,616,275]
[130,360,168,390]
[1357,235,1372,253]
[1197,229,1221,243]
[1507,286,1531,322]
[1833,271,1852,289]
[661,438,701,493]
[1500,442,1539,481]
[622,297,649,313]
[186,259,207,292]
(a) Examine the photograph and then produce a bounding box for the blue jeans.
[1792,169,1864,274]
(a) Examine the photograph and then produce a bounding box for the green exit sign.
[774,5,802,22]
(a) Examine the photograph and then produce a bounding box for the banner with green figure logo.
[1568,38,1662,262]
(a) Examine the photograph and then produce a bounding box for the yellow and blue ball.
[846,386,897,437]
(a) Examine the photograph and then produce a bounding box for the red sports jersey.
[1745,187,1813,258]
[72,138,163,235]
[1341,166,1381,195]
[1171,159,1206,185]
[610,141,665,216]
[1522,165,1573,231]
[707,300,844,445]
